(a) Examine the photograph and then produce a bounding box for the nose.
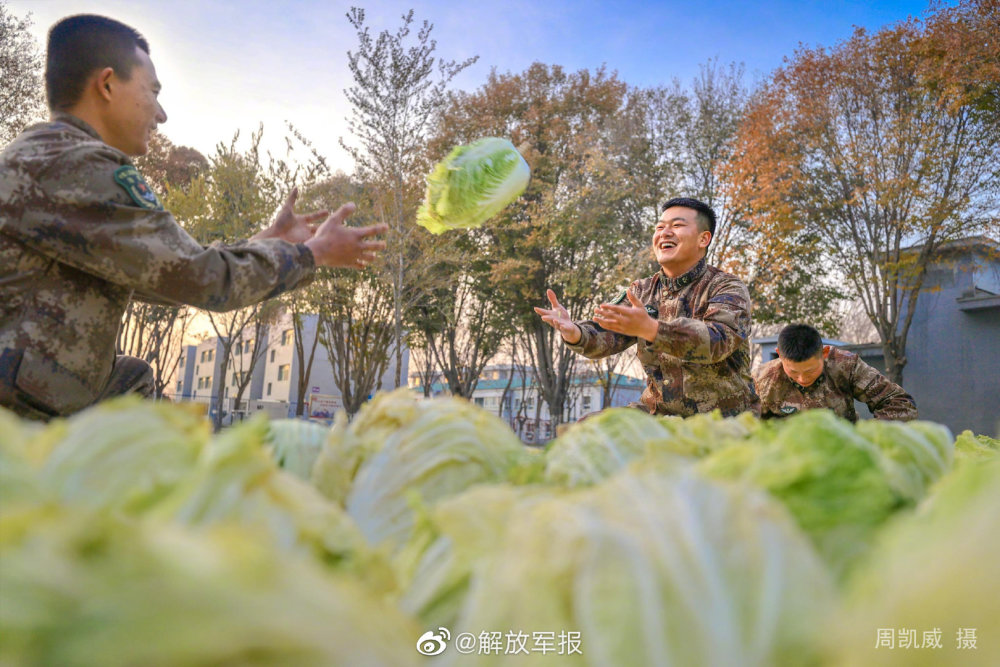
[156,103,167,124]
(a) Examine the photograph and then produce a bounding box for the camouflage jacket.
[754,348,918,422]
[566,259,760,417]
[0,114,315,416]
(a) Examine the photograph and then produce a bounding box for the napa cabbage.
[416,137,530,234]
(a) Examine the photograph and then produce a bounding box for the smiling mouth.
[657,241,677,250]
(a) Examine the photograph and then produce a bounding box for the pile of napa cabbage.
[1,391,997,667]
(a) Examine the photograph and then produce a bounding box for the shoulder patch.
[113,165,162,210]
[612,290,628,305]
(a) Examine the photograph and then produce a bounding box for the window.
[176,381,182,391]
[474,397,485,407]
[582,395,591,412]
[179,357,184,368]
[267,382,272,396]
[270,349,275,363]
[525,397,534,411]
[244,339,253,353]
[232,372,238,384]
[234,342,241,355]
[278,364,290,381]
[195,364,199,375]
[225,387,229,398]
[281,329,293,346]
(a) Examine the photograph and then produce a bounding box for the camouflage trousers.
[0,348,154,421]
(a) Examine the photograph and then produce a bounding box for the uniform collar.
[790,370,826,392]
[50,112,104,142]
[659,258,707,292]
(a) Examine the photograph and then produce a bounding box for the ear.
[95,67,115,102]
[699,230,712,248]
[822,345,831,359]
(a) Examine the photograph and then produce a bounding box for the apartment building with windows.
[165,311,408,423]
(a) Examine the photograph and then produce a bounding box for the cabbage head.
[544,408,675,487]
[416,137,530,234]
[954,429,999,463]
[829,460,1000,667]
[441,466,836,667]
[0,508,420,667]
[341,389,533,551]
[266,418,330,479]
[38,397,209,514]
[854,419,953,503]
[698,410,902,575]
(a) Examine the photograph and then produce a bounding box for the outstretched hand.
[304,203,388,269]
[593,290,658,342]
[533,289,582,344]
[254,188,329,244]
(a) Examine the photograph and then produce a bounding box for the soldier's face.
[780,354,825,387]
[104,47,167,156]
[653,206,711,275]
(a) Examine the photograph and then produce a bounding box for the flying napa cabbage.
[416,137,530,234]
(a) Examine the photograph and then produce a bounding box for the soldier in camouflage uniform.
[0,15,387,420]
[754,323,917,422]
[535,197,759,417]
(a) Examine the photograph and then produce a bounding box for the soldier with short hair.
[0,14,387,420]
[754,323,918,421]
[535,197,759,417]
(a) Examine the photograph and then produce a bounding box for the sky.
[8,0,942,173]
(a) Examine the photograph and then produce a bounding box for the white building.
[165,312,408,423]
[410,363,644,444]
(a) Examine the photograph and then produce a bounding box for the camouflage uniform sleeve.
[564,320,636,359]
[5,144,315,312]
[753,363,782,419]
[847,356,919,421]
[642,274,751,364]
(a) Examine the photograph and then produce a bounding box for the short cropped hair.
[46,15,150,111]
[661,197,717,241]
[777,324,824,362]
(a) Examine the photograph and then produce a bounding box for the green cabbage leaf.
[416,137,530,234]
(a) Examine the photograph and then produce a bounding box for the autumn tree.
[304,175,397,416]
[134,130,208,197]
[406,228,513,398]
[0,2,44,144]
[728,3,1000,382]
[341,7,477,388]
[430,63,660,428]
[643,60,842,330]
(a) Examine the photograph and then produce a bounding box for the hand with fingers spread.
[304,202,388,269]
[593,289,659,342]
[253,188,329,244]
[533,288,582,344]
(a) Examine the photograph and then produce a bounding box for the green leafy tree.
[0,1,44,144]
[341,7,477,388]
[430,63,661,427]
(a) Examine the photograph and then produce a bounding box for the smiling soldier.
[755,323,917,422]
[0,15,387,420]
[535,197,759,417]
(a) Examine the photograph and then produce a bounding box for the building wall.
[755,239,1000,437]
[900,245,1000,437]
[166,312,409,423]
